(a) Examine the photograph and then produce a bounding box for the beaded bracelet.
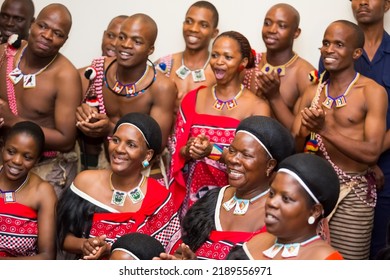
[208,143,224,161]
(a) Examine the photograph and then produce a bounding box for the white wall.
[7,0,390,68]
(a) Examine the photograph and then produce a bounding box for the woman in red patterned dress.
[57,113,180,259]
[0,121,56,259]
[170,31,271,217]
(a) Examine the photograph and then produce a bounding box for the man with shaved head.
[0,3,82,197]
[293,20,387,259]
[76,13,176,175]
[0,0,35,43]
[244,3,315,130]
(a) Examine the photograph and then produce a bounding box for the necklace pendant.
[222,196,236,211]
[233,199,249,215]
[263,243,283,259]
[176,65,191,80]
[112,81,124,93]
[125,84,136,97]
[8,67,23,84]
[192,69,206,82]
[334,96,347,108]
[276,66,285,76]
[322,96,334,109]
[281,243,300,258]
[111,190,127,206]
[261,64,272,74]
[128,186,144,204]
[226,99,238,110]
[213,99,224,110]
[23,74,36,88]
[3,191,16,203]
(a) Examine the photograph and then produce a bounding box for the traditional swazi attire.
[170,86,239,215]
[57,177,181,258]
[174,187,266,260]
[0,199,38,257]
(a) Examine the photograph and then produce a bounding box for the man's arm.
[150,72,177,149]
[44,63,82,151]
[303,82,388,165]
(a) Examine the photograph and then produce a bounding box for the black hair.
[4,121,45,157]
[190,1,219,28]
[214,31,255,68]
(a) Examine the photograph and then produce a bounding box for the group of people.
[0,0,390,261]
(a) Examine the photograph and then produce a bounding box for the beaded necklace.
[104,59,156,98]
[176,54,210,82]
[212,84,244,110]
[263,235,321,259]
[260,52,298,76]
[223,188,269,215]
[110,173,146,206]
[322,72,360,109]
[8,44,58,88]
[0,167,30,203]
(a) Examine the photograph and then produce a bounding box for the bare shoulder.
[29,173,57,203]
[359,75,386,94]
[295,56,316,72]
[303,240,339,259]
[152,70,176,94]
[246,232,275,252]
[243,89,271,116]
[73,169,108,193]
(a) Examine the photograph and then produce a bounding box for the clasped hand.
[76,103,110,137]
[184,134,212,160]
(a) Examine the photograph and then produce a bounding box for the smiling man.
[155,1,219,107]
[0,0,35,44]
[245,3,315,130]
[292,20,388,259]
[0,3,81,197]
[76,13,176,173]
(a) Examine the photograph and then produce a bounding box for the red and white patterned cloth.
[0,199,38,257]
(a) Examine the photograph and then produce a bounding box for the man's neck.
[182,48,210,69]
[266,48,295,66]
[359,21,384,60]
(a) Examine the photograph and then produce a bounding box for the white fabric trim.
[243,243,254,260]
[70,183,120,213]
[235,130,273,159]
[214,186,229,231]
[277,168,320,204]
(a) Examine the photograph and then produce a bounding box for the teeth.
[187,36,198,44]
[229,170,240,174]
[324,57,336,62]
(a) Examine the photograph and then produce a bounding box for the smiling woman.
[228,153,343,260]
[56,113,181,260]
[0,121,57,260]
[166,115,294,260]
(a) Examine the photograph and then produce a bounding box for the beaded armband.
[208,143,224,161]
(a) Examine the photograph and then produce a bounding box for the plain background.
[4,0,390,68]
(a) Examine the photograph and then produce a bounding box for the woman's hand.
[82,235,111,260]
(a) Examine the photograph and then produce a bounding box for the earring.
[237,64,245,72]
[308,216,315,225]
[266,169,270,177]
[142,160,149,168]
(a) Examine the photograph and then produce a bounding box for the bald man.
[76,14,177,176]
[101,15,127,57]
[0,3,82,197]
[293,20,387,259]
[245,3,315,130]
[0,0,35,44]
